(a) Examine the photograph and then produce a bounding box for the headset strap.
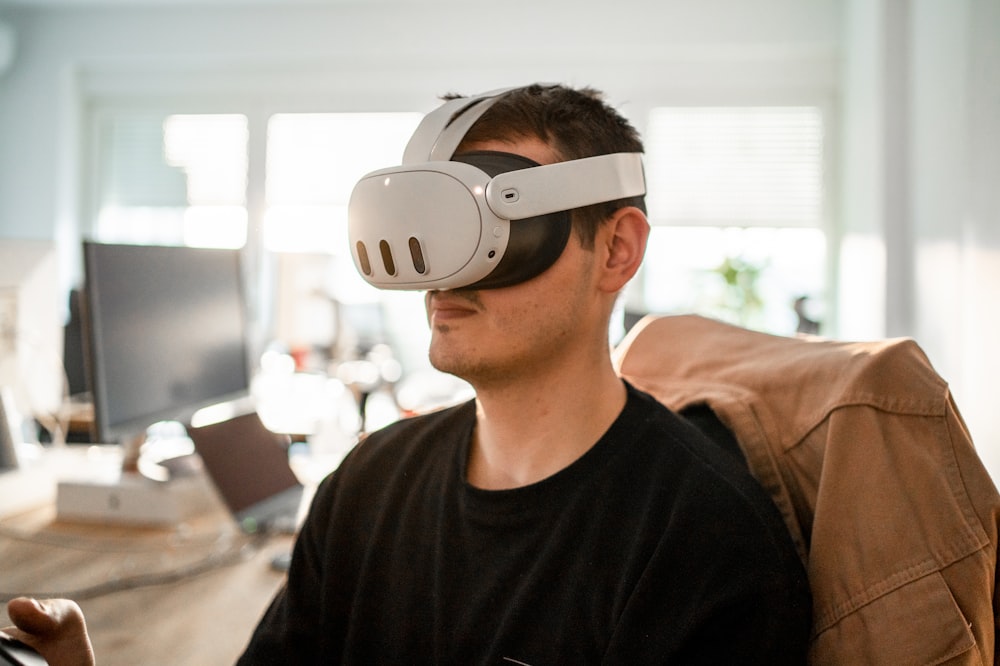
[402,87,517,164]
[486,152,646,219]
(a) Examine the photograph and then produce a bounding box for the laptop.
[186,411,304,534]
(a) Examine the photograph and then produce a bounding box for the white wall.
[838,0,1000,476]
[909,0,1000,475]
[837,0,890,342]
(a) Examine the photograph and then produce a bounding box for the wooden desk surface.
[0,501,292,665]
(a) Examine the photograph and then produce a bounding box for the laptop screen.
[186,411,303,532]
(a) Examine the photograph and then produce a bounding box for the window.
[90,109,426,368]
[645,106,824,227]
[263,112,421,254]
[93,110,422,254]
[90,104,831,345]
[96,113,248,249]
[637,106,828,334]
[260,113,424,362]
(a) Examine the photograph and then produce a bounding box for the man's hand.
[3,598,95,666]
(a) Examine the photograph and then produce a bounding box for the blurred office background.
[0,0,997,473]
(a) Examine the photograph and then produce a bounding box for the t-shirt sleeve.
[237,470,342,664]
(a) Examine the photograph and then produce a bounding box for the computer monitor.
[82,242,252,445]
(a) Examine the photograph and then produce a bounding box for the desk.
[0,485,292,664]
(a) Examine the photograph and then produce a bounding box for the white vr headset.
[347,87,646,290]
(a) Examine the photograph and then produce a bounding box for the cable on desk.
[0,533,272,604]
[0,521,240,554]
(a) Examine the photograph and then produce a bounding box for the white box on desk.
[55,472,217,527]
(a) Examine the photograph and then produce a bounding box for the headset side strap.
[485,152,646,220]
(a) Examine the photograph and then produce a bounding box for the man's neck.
[467,358,627,490]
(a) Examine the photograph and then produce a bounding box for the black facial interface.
[451,151,572,290]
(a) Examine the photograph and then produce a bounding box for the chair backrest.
[614,314,1000,665]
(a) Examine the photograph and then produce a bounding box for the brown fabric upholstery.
[615,314,1000,664]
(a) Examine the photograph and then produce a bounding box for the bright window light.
[644,107,824,227]
[637,105,828,335]
[262,205,347,254]
[641,226,827,335]
[263,112,422,253]
[96,206,185,246]
[163,114,248,205]
[182,205,248,249]
[96,113,249,249]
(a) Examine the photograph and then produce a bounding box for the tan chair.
[614,314,1000,665]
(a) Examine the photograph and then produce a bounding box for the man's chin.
[428,349,478,384]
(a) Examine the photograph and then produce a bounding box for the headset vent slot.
[379,240,396,276]
[356,241,372,276]
[408,237,426,274]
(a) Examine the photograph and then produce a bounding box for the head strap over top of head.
[347,86,646,291]
[402,87,516,164]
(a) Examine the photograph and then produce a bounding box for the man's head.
[448,83,647,249]
[347,84,647,291]
[415,86,651,385]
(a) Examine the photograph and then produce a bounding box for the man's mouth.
[427,290,481,321]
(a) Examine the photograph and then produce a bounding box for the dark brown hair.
[447,84,646,248]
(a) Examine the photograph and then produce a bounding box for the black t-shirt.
[240,383,810,664]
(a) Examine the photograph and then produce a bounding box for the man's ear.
[596,206,649,293]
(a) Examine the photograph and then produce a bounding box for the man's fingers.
[5,598,95,666]
[7,598,58,635]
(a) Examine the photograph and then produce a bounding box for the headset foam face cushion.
[450,151,572,290]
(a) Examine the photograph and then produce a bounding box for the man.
[6,84,810,664]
